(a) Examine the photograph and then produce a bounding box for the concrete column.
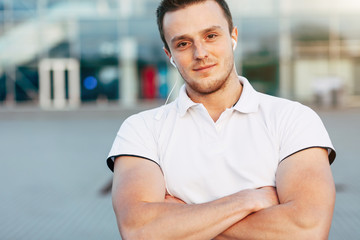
[53,60,66,109]
[279,0,293,98]
[67,59,81,107]
[39,58,81,109]
[118,0,132,18]
[279,19,292,98]
[329,12,340,75]
[119,38,138,106]
[3,0,15,105]
[39,60,52,108]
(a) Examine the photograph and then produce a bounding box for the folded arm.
[111,156,278,240]
[215,147,336,240]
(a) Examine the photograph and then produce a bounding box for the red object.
[142,66,157,99]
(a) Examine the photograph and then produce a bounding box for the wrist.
[225,190,260,219]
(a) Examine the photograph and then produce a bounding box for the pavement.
[0,103,359,240]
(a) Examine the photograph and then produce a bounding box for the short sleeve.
[278,103,336,164]
[106,114,159,172]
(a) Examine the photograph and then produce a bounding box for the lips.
[193,63,217,71]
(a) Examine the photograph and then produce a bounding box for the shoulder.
[257,92,316,121]
[257,93,336,163]
[256,93,328,145]
[258,92,299,111]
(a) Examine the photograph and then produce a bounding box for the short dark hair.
[156,0,234,51]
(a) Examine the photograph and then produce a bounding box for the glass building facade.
[1,0,359,107]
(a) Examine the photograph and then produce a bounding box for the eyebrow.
[170,25,223,45]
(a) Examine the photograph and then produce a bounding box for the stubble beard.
[180,55,235,96]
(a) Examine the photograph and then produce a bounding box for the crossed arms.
[111,147,335,240]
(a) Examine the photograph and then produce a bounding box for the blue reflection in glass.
[84,76,98,90]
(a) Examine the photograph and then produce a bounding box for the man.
[107,0,336,239]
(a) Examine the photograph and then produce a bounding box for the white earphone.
[170,57,177,68]
[232,39,237,51]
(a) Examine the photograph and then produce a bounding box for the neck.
[187,72,242,122]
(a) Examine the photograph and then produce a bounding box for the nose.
[193,41,208,60]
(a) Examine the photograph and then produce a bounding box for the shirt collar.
[177,84,199,117]
[233,76,260,113]
[177,76,260,117]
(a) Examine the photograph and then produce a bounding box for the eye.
[207,33,218,40]
[176,42,189,48]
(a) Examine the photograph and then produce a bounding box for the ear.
[163,47,172,60]
[231,26,238,48]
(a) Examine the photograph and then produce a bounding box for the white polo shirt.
[107,76,336,204]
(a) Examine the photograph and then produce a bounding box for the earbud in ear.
[232,39,237,51]
[170,57,177,68]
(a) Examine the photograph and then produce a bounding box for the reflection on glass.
[240,18,279,95]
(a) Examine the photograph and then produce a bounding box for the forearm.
[115,191,257,240]
[215,199,333,240]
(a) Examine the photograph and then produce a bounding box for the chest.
[157,110,279,204]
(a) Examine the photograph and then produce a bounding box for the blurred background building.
[1,0,360,109]
[1,2,360,239]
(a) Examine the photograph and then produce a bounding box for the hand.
[254,186,279,211]
[164,194,187,204]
